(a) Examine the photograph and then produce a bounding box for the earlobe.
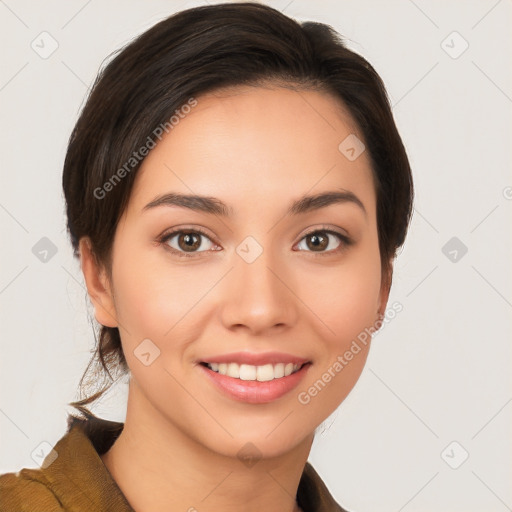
[78,237,118,328]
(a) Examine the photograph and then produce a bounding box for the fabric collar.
[33,414,345,512]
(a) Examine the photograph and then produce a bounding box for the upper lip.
[200,351,310,366]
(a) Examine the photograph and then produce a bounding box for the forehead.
[128,85,376,217]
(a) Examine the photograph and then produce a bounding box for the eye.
[159,228,218,258]
[158,225,352,259]
[295,227,352,256]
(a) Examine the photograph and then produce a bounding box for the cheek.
[112,224,382,349]
[294,249,381,414]
[300,248,382,348]
[109,245,183,343]
[110,244,215,369]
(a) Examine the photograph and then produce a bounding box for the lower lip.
[199,363,311,404]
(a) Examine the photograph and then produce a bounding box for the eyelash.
[158,225,352,259]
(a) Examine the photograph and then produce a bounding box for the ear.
[79,237,118,328]
[376,260,393,320]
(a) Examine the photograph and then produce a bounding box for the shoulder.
[0,414,130,512]
[0,468,64,511]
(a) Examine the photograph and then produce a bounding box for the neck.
[100,378,312,512]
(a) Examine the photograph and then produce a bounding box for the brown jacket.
[0,414,348,511]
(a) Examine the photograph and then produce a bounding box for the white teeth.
[239,364,256,381]
[227,362,239,378]
[257,364,274,382]
[274,363,285,378]
[206,361,302,381]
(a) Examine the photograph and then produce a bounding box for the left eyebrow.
[142,189,366,217]
[288,190,366,217]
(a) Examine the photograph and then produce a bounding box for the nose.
[219,247,299,335]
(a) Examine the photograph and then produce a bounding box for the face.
[85,85,388,459]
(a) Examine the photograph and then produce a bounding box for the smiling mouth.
[200,361,308,382]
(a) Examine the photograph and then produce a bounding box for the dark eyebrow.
[142,189,366,217]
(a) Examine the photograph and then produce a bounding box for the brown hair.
[63,2,413,421]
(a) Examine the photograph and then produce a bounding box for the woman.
[0,2,413,511]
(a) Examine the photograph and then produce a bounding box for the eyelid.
[158,226,219,258]
[296,225,353,256]
[158,224,352,258]
[299,224,351,243]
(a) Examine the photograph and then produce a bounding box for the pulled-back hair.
[62,2,413,421]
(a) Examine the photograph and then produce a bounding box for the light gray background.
[1,1,511,511]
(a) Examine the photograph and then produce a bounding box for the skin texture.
[80,85,390,512]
